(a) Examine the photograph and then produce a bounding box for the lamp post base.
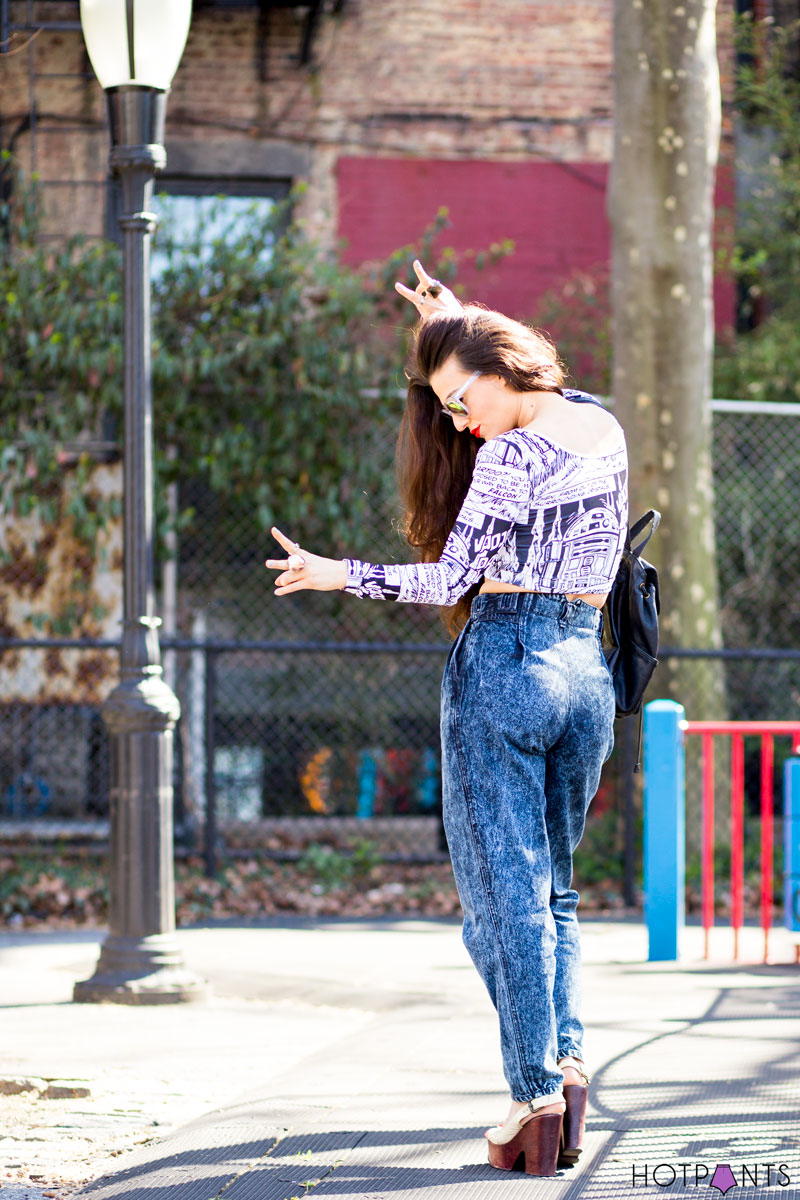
[73,933,207,1005]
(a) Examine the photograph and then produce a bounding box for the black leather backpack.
[603,510,661,723]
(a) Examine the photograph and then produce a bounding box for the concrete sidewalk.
[1,918,799,1200]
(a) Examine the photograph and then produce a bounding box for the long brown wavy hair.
[397,306,566,636]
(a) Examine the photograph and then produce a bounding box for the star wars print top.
[344,391,628,606]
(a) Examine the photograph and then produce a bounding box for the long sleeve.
[344,435,530,605]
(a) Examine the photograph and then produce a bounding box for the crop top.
[344,390,628,606]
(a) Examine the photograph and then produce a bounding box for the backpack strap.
[563,388,607,410]
[629,509,661,556]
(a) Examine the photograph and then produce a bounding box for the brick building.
[2,0,735,320]
[0,0,748,826]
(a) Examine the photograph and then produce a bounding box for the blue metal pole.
[643,699,686,961]
[356,750,377,819]
[783,758,800,933]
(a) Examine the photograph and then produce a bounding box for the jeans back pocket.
[445,619,471,686]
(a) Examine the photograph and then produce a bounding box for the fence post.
[356,750,377,819]
[204,648,217,879]
[643,699,686,961]
[784,758,800,935]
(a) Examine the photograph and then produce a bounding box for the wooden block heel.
[487,1113,564,1176]
[558,1083,588,1168]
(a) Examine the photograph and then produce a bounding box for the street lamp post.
[74,0,204,1003]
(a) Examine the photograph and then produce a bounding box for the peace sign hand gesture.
[394,259,463,320]
[265,527,347,595]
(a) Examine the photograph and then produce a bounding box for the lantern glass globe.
[80,0,192,90]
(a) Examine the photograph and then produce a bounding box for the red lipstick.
[470,426,481,438]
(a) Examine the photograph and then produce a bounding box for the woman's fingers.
[267,543,346,595]
[273,565,304,587]
[396,261,436,305]
[396,260,464,320]
[267,528,308,587]
[395,281,429,313]
[412,258,434,286]
[274,575,308,594]
[270,526,295,551]
[270,526,303,555]
[395,280,422,304]
[395,263,450,314]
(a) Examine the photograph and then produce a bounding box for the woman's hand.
[265,527,347,595]
[395,259,463,319]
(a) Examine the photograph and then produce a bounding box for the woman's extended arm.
[266,435,530,605]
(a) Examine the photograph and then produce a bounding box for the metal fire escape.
[1,0,343,213]
[0,0,91,177]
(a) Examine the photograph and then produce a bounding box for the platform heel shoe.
[486,1095,565,1176]
[557,1057,590,1168]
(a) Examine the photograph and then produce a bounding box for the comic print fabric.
[344,392,628,606]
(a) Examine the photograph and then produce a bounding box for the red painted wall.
[336,157,735,331]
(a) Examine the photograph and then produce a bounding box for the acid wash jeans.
[440,591,615,1104]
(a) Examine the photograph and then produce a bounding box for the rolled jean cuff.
[558,1046,584,1062]
[512,1087,565,1106]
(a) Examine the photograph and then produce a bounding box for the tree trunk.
[609,0,726,718]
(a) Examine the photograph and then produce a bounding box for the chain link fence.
[2,401,799,892]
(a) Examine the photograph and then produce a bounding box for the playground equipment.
[643,700,800,962]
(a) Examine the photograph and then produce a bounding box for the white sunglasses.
[441,371,482,417]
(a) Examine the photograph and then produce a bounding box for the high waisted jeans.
[440,591,615,1104]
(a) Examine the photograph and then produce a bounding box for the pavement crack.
[209,1132,285,1200]
[207,1129,369,1200]
[299,1131,368,1198]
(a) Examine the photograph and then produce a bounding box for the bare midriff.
[478,579,608,610]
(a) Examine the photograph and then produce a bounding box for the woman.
[265,262,627,1177]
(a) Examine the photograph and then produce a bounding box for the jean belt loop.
[472,592,490,619]
[498,592,518,613]
[559,596,569,623]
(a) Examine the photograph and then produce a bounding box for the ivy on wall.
[713,16,800,403]
[1,166,125,548]
[0,165,481,581]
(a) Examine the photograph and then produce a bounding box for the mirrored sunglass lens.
[446,399,468,414]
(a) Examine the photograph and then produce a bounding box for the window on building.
[150,178,290,280]
[106,176,291,279]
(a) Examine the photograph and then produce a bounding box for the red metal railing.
[682,721,800,962]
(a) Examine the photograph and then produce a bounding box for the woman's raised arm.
[394,259,463,319]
